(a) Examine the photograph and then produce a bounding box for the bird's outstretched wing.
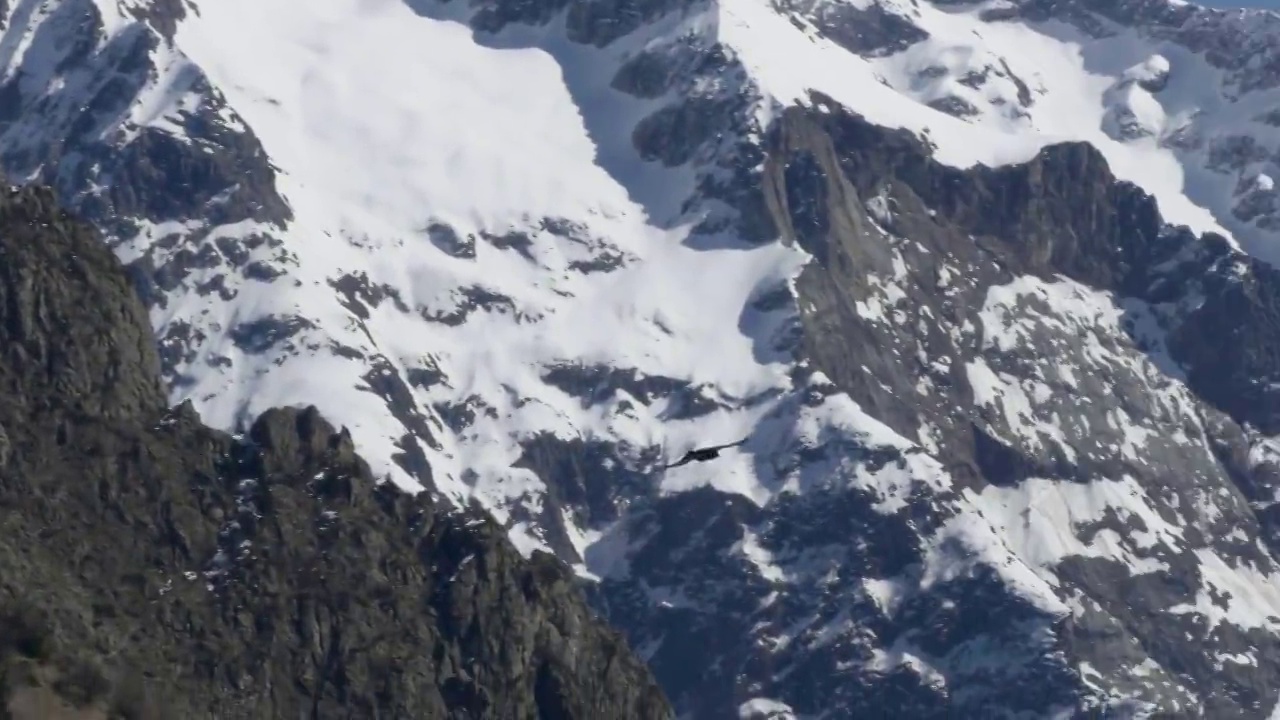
[706,437,749,452]
[661,451,696,470]
[658,437,749,470]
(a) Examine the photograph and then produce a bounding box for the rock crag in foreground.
[0,185,670,719]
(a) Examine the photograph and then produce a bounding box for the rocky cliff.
[574,95,1280,718]
[0,185,669,719]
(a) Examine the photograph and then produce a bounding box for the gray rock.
[0,184,671,720]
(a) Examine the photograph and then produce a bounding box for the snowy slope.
[6,0,1280,716]
[134,0,1280,550]
[736,0,1280,258]
[161,0,820,553]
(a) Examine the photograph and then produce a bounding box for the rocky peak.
[0,184,165,423]
[747,93,1280,717]
[0,185,671,718]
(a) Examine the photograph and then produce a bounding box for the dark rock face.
[745,96,1280,716]
[1172,261,1280,435]
[775,0,929,57]
[577,90,1280,719]
[1016,0,1280,93]
[0,185,166,423]
[459,0,701,47]
[0,185,670,719]
[0,0,297,404]
[428,221,478,259]
[0,12,290,234]
[777,91,1280,450]
[125,0,189,40]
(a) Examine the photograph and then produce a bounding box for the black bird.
[661,437,749,469]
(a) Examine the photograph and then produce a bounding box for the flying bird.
[661,437,749,470]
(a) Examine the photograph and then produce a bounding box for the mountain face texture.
[10,0,1280,718]
[0,184,669,718]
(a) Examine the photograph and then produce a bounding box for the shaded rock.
[428,221,477,259]
[0,186,672,720]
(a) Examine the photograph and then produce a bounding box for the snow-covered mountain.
[8,0,1280,716]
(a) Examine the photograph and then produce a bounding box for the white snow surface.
[727,0,1236,243]
[738,698,799,720]
[157,0,826,552]
[27,0,1267,558]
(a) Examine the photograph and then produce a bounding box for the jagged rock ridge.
[0,184,669,719]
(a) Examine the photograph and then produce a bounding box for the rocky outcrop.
[730,94,1280,717]
[0,184,670,719]
[567,88,1280,719]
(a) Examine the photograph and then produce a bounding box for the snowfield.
[144,0,1280,554]
[167,0,818,546]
